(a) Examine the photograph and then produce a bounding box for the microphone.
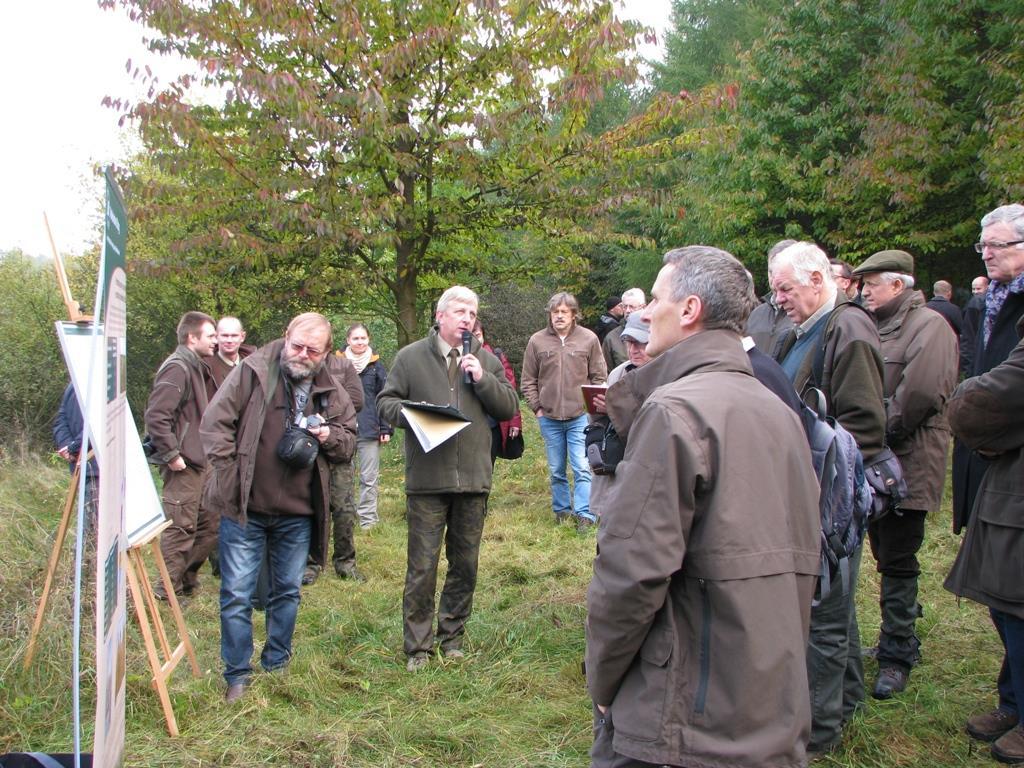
[462,330,473,384]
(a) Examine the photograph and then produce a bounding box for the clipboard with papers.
[400,400,471,453]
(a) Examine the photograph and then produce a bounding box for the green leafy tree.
[109,0,643,346]
[0,251,68,449]
[652,0,775,94]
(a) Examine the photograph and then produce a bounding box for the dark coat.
[587,330,820,767]
[601,321,628,371]
[200,339,357,566]
[959,294,985,376]
[925,295,962,336]
[952,290,1024,532]
[875,290,958,511]
[747,293,794,357]
[207,344,257,389]
[945,317,1024,618]
[143,345,212,468]
[350,355,393,440]
[53,383,98,476]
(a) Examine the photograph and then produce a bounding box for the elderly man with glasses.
[953,204,1024,535]
[201,312,358,703]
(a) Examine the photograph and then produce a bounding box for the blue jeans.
[219,512,311,685]
[992,609,1024,716]
[538,414,593,521]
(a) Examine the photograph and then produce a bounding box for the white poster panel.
[55,323,166,546]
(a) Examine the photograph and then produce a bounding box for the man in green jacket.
[377,286,518,671]
[771,241,886,755]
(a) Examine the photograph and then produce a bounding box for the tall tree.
[109,0,642,345]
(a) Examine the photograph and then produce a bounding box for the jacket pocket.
[611,606,675,742]
[602,461,656,539]
[971,490,1024,603]
[204,460,240,516]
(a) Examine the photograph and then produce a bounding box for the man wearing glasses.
[953,204,1024,535]
[201,312,357,702]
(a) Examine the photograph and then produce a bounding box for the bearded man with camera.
[201,312,357,703]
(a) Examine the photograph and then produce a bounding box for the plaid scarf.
[984,271,1024,346]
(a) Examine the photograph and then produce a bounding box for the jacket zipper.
[695,578,711,715]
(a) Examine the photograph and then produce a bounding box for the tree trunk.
[394,239,419,348]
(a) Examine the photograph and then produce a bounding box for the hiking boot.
[406,654,429,672]
[993,724,1024,764]
[576,516,595,533]
[334,561,366,582]
[441,647,465,661]
[872,665,909,700]
[301,567,319,586]
[968,708,1020,742]
[554,511,570,526]
[224,682,249,703]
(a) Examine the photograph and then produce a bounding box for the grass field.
[0,418,1008,767]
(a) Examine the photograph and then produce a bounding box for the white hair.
[621,287,646,305]
[436,285,479,314]
[769,242,836,289]
[875,272,916,290]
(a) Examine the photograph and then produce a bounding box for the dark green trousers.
[403,493,487,657]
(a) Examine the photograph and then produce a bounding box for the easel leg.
[150,539,201,677]
[126,548,180,738]
[23,462,81,670]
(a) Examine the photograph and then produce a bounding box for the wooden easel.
[26,220,202,737]
[22,450,200,735]
[46,213,92,325]
[123,530,201,737]
[23,459,87,669]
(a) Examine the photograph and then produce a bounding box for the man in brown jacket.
[200,312,357,701]
[853,250,958,700]
[587,246,821,768]
[521,292,607,530]
[207,316,257,389]
[144,311,217,601]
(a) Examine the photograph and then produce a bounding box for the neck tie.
[447,348,460,387]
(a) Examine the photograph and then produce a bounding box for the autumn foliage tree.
[107,0,647,345]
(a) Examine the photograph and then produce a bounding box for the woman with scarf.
[344,323,393,528]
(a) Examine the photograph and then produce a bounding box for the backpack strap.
[811,300,874,391]
[155,355,192,410]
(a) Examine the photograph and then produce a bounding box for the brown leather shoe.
[224,682,248,703]
[993,724,1024,764]
[967,708,1019,742]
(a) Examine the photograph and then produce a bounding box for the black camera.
[584,419,625,475]
[306,414,323,430]
[276,424,320,469]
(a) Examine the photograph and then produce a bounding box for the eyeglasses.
[974,240,1024,253]
[287,341,325,358]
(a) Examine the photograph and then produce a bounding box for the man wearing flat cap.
[853,249,958,699]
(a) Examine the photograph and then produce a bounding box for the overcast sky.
[0,1,673,259]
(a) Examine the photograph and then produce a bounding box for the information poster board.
[56,323,166,546]
[92,168,128,768]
